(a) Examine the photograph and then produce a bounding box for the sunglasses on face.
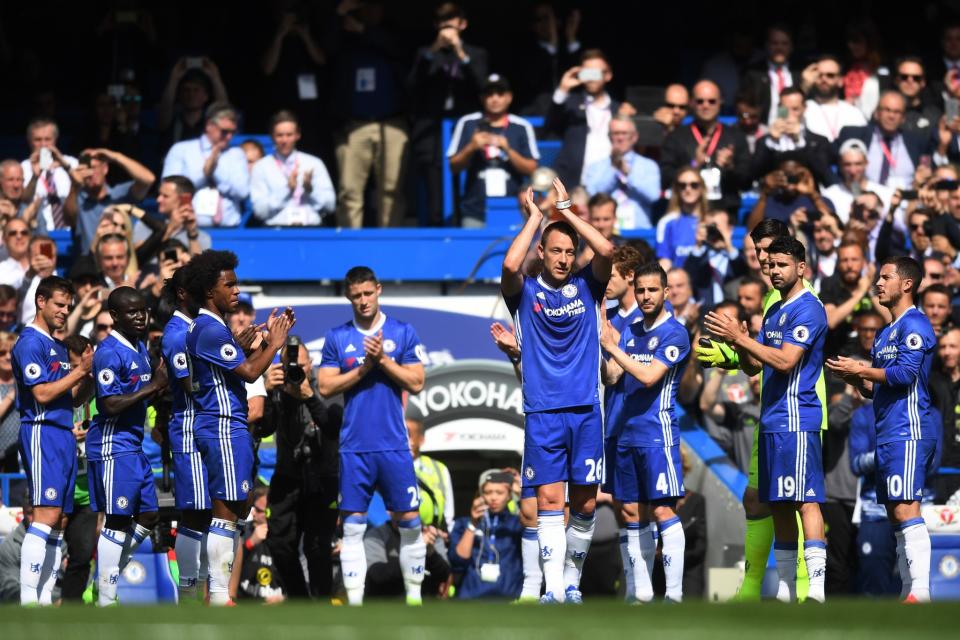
[928,272,944,280]
[819,72,839,79]
[910,223,926,231]
[665,102,687,110]
[897,74,923,82]
[678,181,702,190]
[6,229,28,238]
[218,126,237,135]
[96,324,112,332]
[695,98,718,105]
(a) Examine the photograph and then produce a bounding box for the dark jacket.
[544,90,621,187]
[449,511,524,599]
[407,43,489,142]
[682,246,748,308]
[835,123,930,169]
[751,130,837,187]
[741,64,801,124]
[660,122,752,213]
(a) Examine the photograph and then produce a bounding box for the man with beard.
[820,240,887,357]
[802,55,866,143]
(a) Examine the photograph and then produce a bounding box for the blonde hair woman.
[656,168,708,270]
[94,206,139,277]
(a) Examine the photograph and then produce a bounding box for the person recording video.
[258,335,342,598]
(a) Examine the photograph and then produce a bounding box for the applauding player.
[827,257,937,603]
[319,266,429,606]
[185,250,295,606]
[705,237,828,602]
[600,262,691,602]
[501,177,614,604]
[87,287,169,606]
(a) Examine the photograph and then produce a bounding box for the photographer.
[258,335,342,598]
[746,156,833,229]
[682,209,747,308]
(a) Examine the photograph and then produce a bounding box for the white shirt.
[767,62,793,127]
[21,154,78,232]
[865,129,914,188]
[581,93,613,184]
[250,151,335,226]
[823,180,893,224]
[19,275,40,325]
[161,135,250,227]
[803,99,866,142]
[0,258,27,289]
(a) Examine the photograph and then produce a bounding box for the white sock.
[638,522,657,584]
[520,527,542,598]
[199,531,209,589]
[803,539,827,603]
[895,529,911,599]
[97,528,127,606]
[175,526,204,596]
[901,518,931,601]
[38,530,64,606]
[398,517,426,603]
[538,510,567,601]
[773,542,798,603]
[659,517,686,602]
[119,523,151,572]
[20,522,51,605]
[563,510,595,591]
[618,527,635,601]
[341,515,368,606]
[206,518,238,606]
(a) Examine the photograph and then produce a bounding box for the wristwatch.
[467,523,484,536]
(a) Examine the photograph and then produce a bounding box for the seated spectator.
[667,267,699,330]
[894,57,941,138]
[733,89,767,156]
[736,276,767,317]
[20,118,77,233]
[141,176,210,258]
[363,519,450,600]
[836,90,930,189]
[652,84,690,138]
[94,233,138,290]
[752,87,835,187]
[250,111,335,227]
[657,168,707,270]
[661,80,750,214]
[583,115,660,230]
[241,140,265,175]
[158,58,230,146]
[449,470,523,599]
[802,55,867,143]
[0,285,19,333]
[17,235,57,325]
[0,160,41,231]
[820,240,885,356]
[922,284,953,336]
[746,157,832,228]
[0,219,31,288]
[683,208,747,309]
[162,103,250,227]
[64,149,155,255]
[822,140,893,224]
[229,487,285,603]
[447,75,538,227]
[0,330,18,474]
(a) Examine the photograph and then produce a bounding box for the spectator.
[583,115,660,230]
[651,84,690,138]
[0,285,19,333]
[252,111,335,226]
[820,240,882,356]
[736,276,767,317]
[661,80,750,214]
[920,255,946,293]
[16,235,57,325]
[363,520,451,600]
[408,2,489,225]
[907,209,934,262]
[0,219,31,288]
[161,103,250,227]
[91,205,163,278]
[449,470,523,599]
[930,22,960,102]
[0,160,40,231]
[836,90,930,189]
[921,283,953,336]
[447,75,539,227]
[93,233,136,290]
[822,140,893,224]
[843,22,884,119]
[0,501,31,602]
[894,57,941,138]
[92,309,113,345]
[682,208,747,308]
[65,258,105,338]
[545,48,621,188]
[408,418,455,532]
[746,157,832,228]
[733,89,767,156]
[752,88,835,187]
[573,193,626,271]
[667,267,699,330]
[240,140,265,174]
[260,8,326,134]
[20,118,78,233]
[0,330,18,474]
[807,214,843,292]
[513,3,582,114]
[142,176,210,256]
[229,487,285,603]
[931,328,960,504]
[64,149,155,255]
[329,0,408,228]
[158,58,230,146]
[802,55,867,142]
[78,91,141,183]
[741,24,800,127]
[849,308,885,361]
[656,168,707,270]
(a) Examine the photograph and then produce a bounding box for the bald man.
[660,80,751,214]
[653,84,690,135]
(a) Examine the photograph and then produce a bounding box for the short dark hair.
[921,283,950,304]
[580,48,610,67]
[714,299,746,323]
[540,221,579,249]
[816,53,843,70]
[588,192,617,212]
[161,175,196,196]
[634,261,668,288]
[0,284,16,304]
[269,110,299,133]
[767,236,806,263]
[738,274,768,297]
[184,249,239,304]
[779,86,804,101]
[750,218,791,243]
[625,238,656,264]
[35,275,75,307]
[345,266,379,288]
[883,256,924,299]
[435,2,465,21]
[852,307,884,325]
[62,334,91,356]
[894,56,925,74]
[107,286,144,314]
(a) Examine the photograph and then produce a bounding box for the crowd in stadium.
[0,0,958,607]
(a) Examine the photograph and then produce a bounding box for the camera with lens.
[284,335,305,385]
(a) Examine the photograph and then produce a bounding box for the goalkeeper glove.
[695,339,740,369]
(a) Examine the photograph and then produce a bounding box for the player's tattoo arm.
[378,359,425,394]
[605,343,670,387]
[317,363,371,398]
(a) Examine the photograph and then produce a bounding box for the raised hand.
[519,187,544,222]
[703,310,747,345]
[490,322,519,358]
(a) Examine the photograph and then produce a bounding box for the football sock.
[803,539,827,603]
[618,527,635,601]
[398,517,426,604]
[894,529,911,598]
[520,527,542,598]
[538,510,567,601]
[175,526,204,597]
[563,510,595,589]
[796,514,809,602]
[631,522,655,602]
[97,528,127,606]
[20,522,51,605]
[38,530,64,606]
[206,518,238,606]
[773,541,798,603]
[900,518,931,602]
[341,514,368,606]
[639,521,657,580]
[739,516,774,601]
[659,517,686,602]
[119,523,152,572]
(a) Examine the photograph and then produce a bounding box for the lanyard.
[817,103,839,140]
[691,124,722,158]
[273,152,299,177]
[879,137,897,169]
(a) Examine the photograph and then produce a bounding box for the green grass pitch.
[2,600,955,639]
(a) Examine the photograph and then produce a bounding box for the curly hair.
[184,250,238,307]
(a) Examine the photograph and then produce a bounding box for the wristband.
[508,354,521,365]
[555,198,572,210]
[467,523,484,536]
[187,231,200,240]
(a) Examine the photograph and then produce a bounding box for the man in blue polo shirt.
[447,74,539,227]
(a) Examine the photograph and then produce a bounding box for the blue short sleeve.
[194,321,244,370]
[320,330,341,369]
[16,336,56,386]
[652,327,690,369]
[398,325,427,366]
[162,340,191,380]
[782,300,826,350]
[94,348,125,398]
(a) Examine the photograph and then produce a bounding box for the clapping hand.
[363,330,385,364]
[490,322,519,359]
[703,310,747,345]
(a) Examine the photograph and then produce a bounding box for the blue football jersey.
[87,332,154,461]
[618,314,691,447]
[870,307,938,444]
[320,314,427,453]
[504,267,605,413]
[186,309,248,440]
[758,289,827,433]
[11,325,74,430]
[163,311,196,453]
[603,303,641,440]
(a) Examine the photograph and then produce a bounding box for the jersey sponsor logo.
[173,352,189,371]
[875,344,898,361]
[561,283,578,299]
[98,368,116,386]
[44,487,57,501]
[540,298,586,318]
[24,363,42,380]
[383,339,396,353]
[647,336,659,350]
[792,326,809,342]
[135,373,152,383]
[220,344,238,361]
[765,330,783,342]
[116,496,129,510]
[629,352,654,364]
[906,333,923,350]
[665,345,680,362]
[778,314,787,327]
[344,343,356,353]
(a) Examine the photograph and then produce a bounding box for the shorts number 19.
[776,475,795,498]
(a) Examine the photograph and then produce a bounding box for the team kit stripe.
[658,368,678,447]
[212,367,236,500]
[664,446,679,495]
